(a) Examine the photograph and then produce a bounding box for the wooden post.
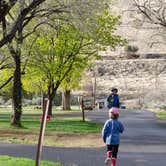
[81,96,85,122]
[36,98,49,166]
[93,72,96,109]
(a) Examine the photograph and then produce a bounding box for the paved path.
[0,109,166,166]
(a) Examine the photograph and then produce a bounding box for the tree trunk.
[10,11,23,127]
[46,80,60,115]
[47,83,55,116]
[47,95,53,116]
[11,55,22,127]
[62,90,71,110]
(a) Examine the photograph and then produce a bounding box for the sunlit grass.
[0,156,60,166]
[0,105,81,114]
[156,111,166,120]
[0,106,102,146]
[0,116,102,134]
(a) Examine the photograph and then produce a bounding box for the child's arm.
[102,121,110,143]
[119,121,124,133]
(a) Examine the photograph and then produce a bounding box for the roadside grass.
[156,111,166,120]
[0,116,102,134]
[0,156,60,166]
[148,108,166,120]
[0,106,103,147]
[0,105,81,114]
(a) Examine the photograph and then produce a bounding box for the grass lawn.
[0,106,103,147]
[156,111,166,120]
[0,156,60,166]
[0,106,81,114]
[148,108,166,120]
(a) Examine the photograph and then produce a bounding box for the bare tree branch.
[0,76,13,89]
[22,35,38,73]
[0,0,46,48]
[0,0,17,22]
[133,0,166,28]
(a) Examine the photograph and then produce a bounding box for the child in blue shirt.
[102,107,124,166]
[107,88,120,109]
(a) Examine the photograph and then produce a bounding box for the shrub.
[125,45,139,53]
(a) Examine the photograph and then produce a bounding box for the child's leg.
[107,145,112,158]
[104,145,112,164]
[111,145,119,166]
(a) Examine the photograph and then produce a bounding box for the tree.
[27,25,89,115]
[0,0,48,48]
[0,49,14,89]
[0,0,71,126]
[26,11,125,115]
[1,1,47,127]
[133,0,166,28]
[61,57,90,110]
[133,0,166,46]
[0,0,112,48]
[0,0,17,22]
[0,0,122,126]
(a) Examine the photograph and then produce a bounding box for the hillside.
[81,58,166,109]
[95,58,166,93]
[74,0,166,109]
[109,0,166,55]
[91,0,166,109]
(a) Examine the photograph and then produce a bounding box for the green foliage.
[23,9,126,96]
[0,156,60,166]
[0,68,13,100]
[0,46,14,93]
[23,23,88,94]
[92,11,127,50]
[60,56,90,91]
[0,0,125,126]
[60,11,126,92]
[22,67,47,94]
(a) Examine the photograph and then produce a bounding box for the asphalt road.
[0,109,166,166]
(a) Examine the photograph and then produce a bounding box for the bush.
[125,45,139,53]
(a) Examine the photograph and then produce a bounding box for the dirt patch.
[0,132,104,148]
[49,133,104,147]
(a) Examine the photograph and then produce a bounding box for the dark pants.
[107,144,119,158]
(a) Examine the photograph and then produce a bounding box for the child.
[106,88,120,109]
[102,107,124,166]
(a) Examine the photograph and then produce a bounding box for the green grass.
[0,156,60,166]
[156,111,166,120]
[0,106,81,114]
[0,106,101,134]
[0,116,101,134]
[47,118,101,134]
[0,106,102,146]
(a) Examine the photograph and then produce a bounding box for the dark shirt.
[107,94,120,108]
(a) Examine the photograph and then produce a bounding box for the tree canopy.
[0,0,125,125]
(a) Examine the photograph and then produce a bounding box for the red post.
[36,98,49,166]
